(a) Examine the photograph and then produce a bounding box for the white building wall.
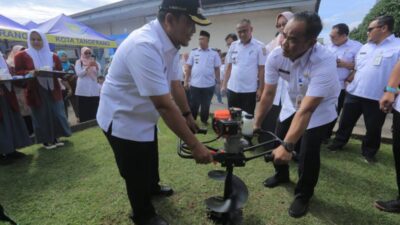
[182,8,287,54]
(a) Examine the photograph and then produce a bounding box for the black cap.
[160,0,211,26]
[199,30,210,38]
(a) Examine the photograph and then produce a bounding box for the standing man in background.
[324,23,362,144]
[328,16,400,164]
[185,30,221,126]
[222,19,267,115]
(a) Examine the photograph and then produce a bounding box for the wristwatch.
[281,141,295,153]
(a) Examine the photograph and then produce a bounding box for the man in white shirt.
[254,12,340,218]
[185,30,221,125]
[96,1,213,224]
[328,16,400,163]
[375,61,400,213]
[222,19,267,115]
[324,23,362,143]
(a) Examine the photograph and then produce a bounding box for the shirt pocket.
[381,50,396,63]
[207,55,215,66]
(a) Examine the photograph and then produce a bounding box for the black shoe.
[289,197,309,218]
[133,215,169,225]
[375,199,400,213]
[151,185,174,197]
[322,138,330,145]
[363,156,377,164]
[8,151,26,159]
[263,174,289,188]
[327,142,344,152]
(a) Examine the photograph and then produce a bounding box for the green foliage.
[349,0,400,43]
[1,125,400,224]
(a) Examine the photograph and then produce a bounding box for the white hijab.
[0,51,12,91]
[26,29,55,90]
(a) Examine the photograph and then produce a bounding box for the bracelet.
[384,86,399,94]
[182,111,192,118]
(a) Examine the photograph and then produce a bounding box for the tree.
[349,0,400,43]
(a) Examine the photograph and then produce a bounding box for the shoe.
[151,185,174,197]
[327,142,344,152]
[322,138,330,145]
[43,143,57,150]
[375,199,400,213]
[363,156,377,164]
[263,174,289,188]
[288,197,309,218]
[54,139,65,147]
[8,151,26,159]
[133,214,169,225]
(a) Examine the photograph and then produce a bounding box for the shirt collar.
[293,45,314,67]
[199,47,210,51]
[153,19,179,54]
[239,37,254,46]
[379,34,395,45]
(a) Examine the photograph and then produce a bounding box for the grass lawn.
[1,121,399,225]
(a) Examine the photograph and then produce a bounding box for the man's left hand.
[272,145,292,164]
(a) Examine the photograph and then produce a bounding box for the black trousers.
[78,96,99,122]
[103,125,160,222]
[190,86,215,123]
[325,89,346,139]
[273,114,329,200]
[258,104,281,150]
[392,110,400,196]
[332,93,387,157]
[227,89,256,115]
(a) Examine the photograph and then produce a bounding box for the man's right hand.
[183,81,190,90]
[380,92,395,113]
[220,85,226,94]
[192,144,213,164]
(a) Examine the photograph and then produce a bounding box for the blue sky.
[319,0,376,43]
[1,0,376,42]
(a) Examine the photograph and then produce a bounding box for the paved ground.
[67,95,393,140]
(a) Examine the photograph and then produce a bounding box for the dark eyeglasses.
[84,52,92,55]
[367,26,382,32]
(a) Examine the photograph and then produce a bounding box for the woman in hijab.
[57,51,79,121]
[258,11,294,152]
[6,45,34,136]
[14,30,71,150]
[74,47,101,122]
[0,51,31,163]
[57,51,76,120]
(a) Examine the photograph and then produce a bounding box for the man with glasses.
[328,16,400,163]
[97,0,213,224]
[323,23,362,144]
[222,19,266,115]
[254,11,340,218]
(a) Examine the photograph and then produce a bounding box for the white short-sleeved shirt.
[346,35,400,101]
[265,44,340,129]
[74,61,101,97]
[96,20,180,142]
[265,39,287,106]
[227,38,267,92]
[326,39,362,89]
[186,48,221,88]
